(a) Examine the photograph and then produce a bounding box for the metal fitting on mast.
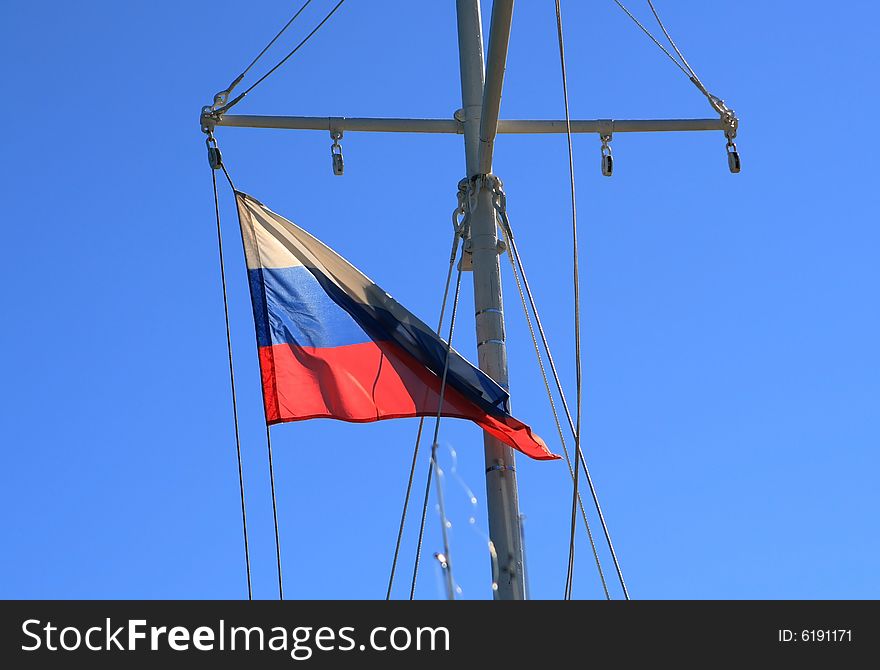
[330,131,344,176]
[596,120,614,177]
[459,175,508,272]
[205,132,223,170]
[725,135,741,174]
[600,134,613,177]
[200,77,242,135]
[705,93,741,174]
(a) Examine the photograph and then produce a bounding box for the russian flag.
[235,191,558,461]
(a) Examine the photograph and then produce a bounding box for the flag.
[235,191,558,461]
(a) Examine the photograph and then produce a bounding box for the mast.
[202,0,739,602]
[456,0,525,600]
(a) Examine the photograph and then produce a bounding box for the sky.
[1,1,878,600]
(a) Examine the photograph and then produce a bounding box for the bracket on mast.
[459,238,506,272]
[200,106,220,135]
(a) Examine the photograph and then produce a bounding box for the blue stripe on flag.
[248,266,369,349]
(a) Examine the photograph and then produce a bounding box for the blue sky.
[1,1,877,600]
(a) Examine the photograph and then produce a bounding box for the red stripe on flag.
[258,341,558,461]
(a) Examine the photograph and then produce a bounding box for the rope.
[554,0,583,602]
[646,0,699,80]
[611,0,691,77]
[644,0,730,118]
[216,159,286,601]
[495,203,609,600]
[548,4,630,600]
[610,0,735,124]
[493,175,629,599]
[410,237,466,600]
[386,227,463,600]
[215,0,316,106]
[209,161,252,600]
[388,420,427,599]
[427,261,466,600]
[218,0,348,114]
[239,1,316,86]
[265,424,285,600]
[506,218,631,600]
[555,0,632,602]
[410,455,434,600]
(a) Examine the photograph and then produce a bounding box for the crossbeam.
[210,114,726,134]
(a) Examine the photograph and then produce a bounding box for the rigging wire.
[218,0,348,114]
[209,157,252,600]
[611,0,691,77]
[554,0,583,602]
[410,450,435,599]
[265,424,285,600]
[217,160,286,601]
[410,242,466,600]
[237,1,316,87]
[388,420,427,598]
[386,228,464,600]
[553,2,629,600]
[610,0,733,119]
[644,0,723,108]
[496,207,609,600]
[504,210,631,601]
[426,251,469,601]
[216,0,316,104]
[646,0,699,81]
